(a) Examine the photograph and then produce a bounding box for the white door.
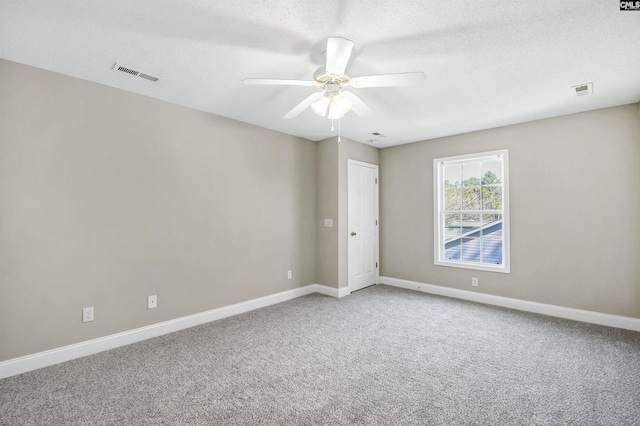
[348,160,379,292]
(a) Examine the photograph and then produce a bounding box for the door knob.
[351,232,357,236]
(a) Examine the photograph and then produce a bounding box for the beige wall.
[0,59,317,360]
[315,139,338,287]
[380,104,640,318]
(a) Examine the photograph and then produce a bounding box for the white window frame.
[433,149,510,273]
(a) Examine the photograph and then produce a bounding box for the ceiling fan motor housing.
[314,68,350,87]
[324,82,341,95]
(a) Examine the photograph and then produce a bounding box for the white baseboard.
[379,276,640,332]
[7,279,633,380]
[314,284,350,298]
[0,284,333,380]
[338,286,351,298]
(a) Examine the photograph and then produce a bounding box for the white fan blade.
[341,91,374,117]
[350,72,426,88]
[325,37,354,76]
[283,92,324,119]
[243,78,317,87]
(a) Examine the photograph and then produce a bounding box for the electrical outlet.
[472,277,479,287]
[287,270,292,279]
[82,307,94,323]
[148,295,157,309]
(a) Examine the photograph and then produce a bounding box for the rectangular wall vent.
[112,63,159,82]
[571,82,592,97]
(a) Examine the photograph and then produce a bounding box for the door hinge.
[375,178,378,184]
[376,220,378,226]
[376,262,378,268]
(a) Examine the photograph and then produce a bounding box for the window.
[433,150,510,273]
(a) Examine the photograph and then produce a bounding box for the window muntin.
[434,150,510,273]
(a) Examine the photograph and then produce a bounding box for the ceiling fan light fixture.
[327,94,352,120]
[311,95,330,116]
[243,37,424,122]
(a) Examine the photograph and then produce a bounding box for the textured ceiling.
[1,0,639,147]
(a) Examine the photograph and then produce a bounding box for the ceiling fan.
[243,37,426,120]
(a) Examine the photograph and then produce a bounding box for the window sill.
[434,260,510,274]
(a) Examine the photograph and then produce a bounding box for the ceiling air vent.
[571,82,592,97]
[112,63,159,82]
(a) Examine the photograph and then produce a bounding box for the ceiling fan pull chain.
[338,118,341,143]
[331,120,335,133]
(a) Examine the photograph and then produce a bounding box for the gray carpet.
[1,284,639,425]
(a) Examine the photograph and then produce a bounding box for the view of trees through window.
[443,168,503,236]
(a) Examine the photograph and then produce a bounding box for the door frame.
[347,159,380,293]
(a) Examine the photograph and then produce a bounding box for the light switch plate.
[324,218,333,227]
